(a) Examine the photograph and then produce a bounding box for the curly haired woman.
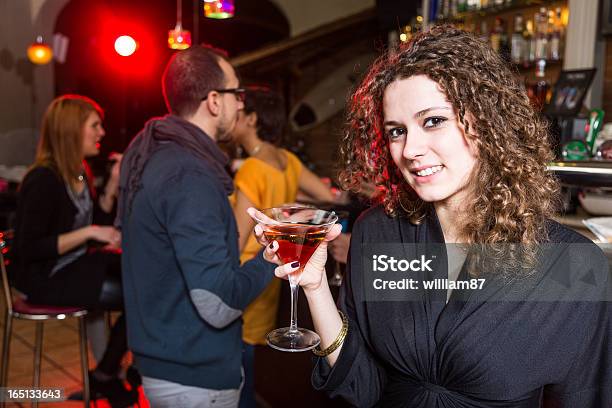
[251,25,611,407]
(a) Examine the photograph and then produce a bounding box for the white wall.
[270,0,375,36]
[0,0,68,166]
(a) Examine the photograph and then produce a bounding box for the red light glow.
[114,35,137,56]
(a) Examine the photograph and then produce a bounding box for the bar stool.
[0,230,90,408]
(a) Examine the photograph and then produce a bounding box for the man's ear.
[246,111,257,127]
[204,93,221,116]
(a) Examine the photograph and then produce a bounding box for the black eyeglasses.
[202,88,246,102]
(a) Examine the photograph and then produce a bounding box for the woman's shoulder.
[545,218,597,244]
[22,166,62,188]
[353,204,408,237]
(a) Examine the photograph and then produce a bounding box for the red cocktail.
[253,205,337,352]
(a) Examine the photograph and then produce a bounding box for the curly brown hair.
[339,25,559,247]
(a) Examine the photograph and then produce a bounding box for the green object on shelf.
[562,140,590,161]
[585,108,605,155]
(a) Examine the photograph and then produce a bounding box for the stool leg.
[78,316,90,408]
[0,312,13,408]
[32,321,43,408]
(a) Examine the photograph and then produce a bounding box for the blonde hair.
[34,94,103,188]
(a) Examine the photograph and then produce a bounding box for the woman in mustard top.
[231,86,334,408]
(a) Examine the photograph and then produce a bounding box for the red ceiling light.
[114,35,137,56]
[203,0,235,19]
[27,36,53,65]
[168,0,191,50]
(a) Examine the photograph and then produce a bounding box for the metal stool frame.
[0,230,90,408]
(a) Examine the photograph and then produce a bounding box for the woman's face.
[81,111,105,157]
[383,75,478,207]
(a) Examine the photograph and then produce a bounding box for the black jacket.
[13,166,111,303]
[313,205,612,407]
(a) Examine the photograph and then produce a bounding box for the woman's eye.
[423,116,446,128]
[386,127,406,140]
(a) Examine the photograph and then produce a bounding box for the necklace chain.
[250,143,263,156]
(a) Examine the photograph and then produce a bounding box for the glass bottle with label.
[511,14,526,65]
[549,7,564,61]
[527,59,550,110]
[457,0,468,13]
[524,19,536,64]
[534,8,549,60]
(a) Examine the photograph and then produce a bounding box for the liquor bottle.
[457,0,468,13]
[524,19,536,64]
[527,59,550,110]
[480,20,489,44]
[490,18,501,53]
[449,0,458,17]
[511,14,526,65]
[549,7,564,61]
[493,17,510,61]
[534,8,549,60]
[481,0,489,8]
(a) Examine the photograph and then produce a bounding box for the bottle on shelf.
[490,18,501,53]
[549,7,564,61]
[534,7,549,61]
[527,59,550,110]
[491,17,510,61]
[449,0,458,17]
[481,0,490,8]
[479,20,489,44]
[511,14,526,65]
[524,19,536,64]
[457,0,468,13]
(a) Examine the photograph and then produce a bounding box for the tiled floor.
[0,293,137,408]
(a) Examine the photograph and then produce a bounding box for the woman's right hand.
[282,223,342,293]
[89,225,121,248]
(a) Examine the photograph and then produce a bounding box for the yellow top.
[233,149,302,345]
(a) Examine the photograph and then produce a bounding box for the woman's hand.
[108,152,123,185]
[247,207,342,293]
[99,153,123,213]
[89,225,121,249]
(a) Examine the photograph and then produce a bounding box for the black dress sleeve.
[16,167,62,261]
[312,218,388,407]
[542,243,612,407]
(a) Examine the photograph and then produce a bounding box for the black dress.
[313,206,612,407]
[13,166,118,308]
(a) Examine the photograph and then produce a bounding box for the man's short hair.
[162,45,229,118]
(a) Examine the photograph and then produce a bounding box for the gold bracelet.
[312,310,349,357]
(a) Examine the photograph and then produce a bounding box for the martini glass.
[253,205,338,352]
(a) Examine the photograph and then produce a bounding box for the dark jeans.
[95,273,127,377]
[239,342,256,408]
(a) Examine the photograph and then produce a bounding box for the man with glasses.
[116,45,277,407]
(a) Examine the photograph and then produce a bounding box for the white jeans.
[142,376,242,408]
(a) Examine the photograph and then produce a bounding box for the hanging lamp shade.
[168,24,191,49]
[169,0,192,50]
[203,0,235,19]
[27,36,53,65]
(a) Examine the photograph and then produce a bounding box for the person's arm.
[297,166,334,203]
[542,244,612,407]
[309,220,388,406]
[262,209,387,406]
[57,225,120,254]
[233,189,256,253]
[98,153,122,214]
[162,170,275,329]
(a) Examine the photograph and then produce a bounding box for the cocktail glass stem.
[289,275,299,334]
